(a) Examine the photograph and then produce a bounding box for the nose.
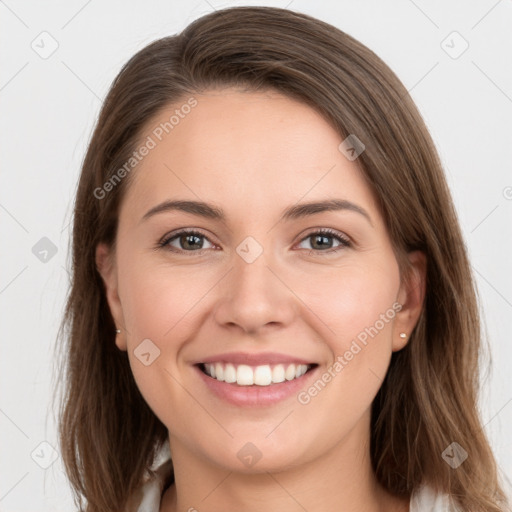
[214,246,297,335]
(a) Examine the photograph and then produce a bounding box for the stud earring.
[399,332,407,339]
[115,328,121,334]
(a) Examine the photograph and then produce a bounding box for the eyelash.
[157,228,352,256]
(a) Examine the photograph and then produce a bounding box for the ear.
[392,250,426,352]
[95,242,127,351]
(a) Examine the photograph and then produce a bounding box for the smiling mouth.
[197,362,318,386]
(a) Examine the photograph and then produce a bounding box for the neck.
[161,411,409,512]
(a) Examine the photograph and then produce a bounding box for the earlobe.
[95,243,127,351]
[392,250,427,352]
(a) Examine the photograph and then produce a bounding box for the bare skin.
[96,88,424,512]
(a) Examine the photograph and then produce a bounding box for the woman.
[56,6,511,512]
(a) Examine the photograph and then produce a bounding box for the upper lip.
[195,352,316,366]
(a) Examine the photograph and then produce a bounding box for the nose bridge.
[234,237,274,294]
[214,234,296,333]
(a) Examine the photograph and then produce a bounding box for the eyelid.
[296,227,352,253]
[157,227,352,254]
[299,227,351,244]
[158,228,216,251]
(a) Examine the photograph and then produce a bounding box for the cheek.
[116,258,207,425]
[302,260,399,346]
[118,253,213,341]
[300,258,400,416]
[321,262,399,395]
[294,265,399,427]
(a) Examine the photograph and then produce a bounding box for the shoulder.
[409,484,461,512]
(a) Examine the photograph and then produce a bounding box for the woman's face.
[97,88,424,473]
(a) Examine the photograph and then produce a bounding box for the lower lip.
[195,364,319,407]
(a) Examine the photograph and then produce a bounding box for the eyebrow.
[141,198,373,226]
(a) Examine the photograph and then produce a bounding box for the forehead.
[120,88,379,225]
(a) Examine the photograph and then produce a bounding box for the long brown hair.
[54,6,511,511]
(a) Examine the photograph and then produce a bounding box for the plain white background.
[1,1,511,510]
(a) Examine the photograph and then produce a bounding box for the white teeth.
[215,362,224,381]
[224,363,237,383]
[271,364,285,383]
[285,364,296,381]
[295,364,308,378]
[202,362,311,386]
[205,364,215,378]
[237,364,254,385]
[254,365,272,386]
